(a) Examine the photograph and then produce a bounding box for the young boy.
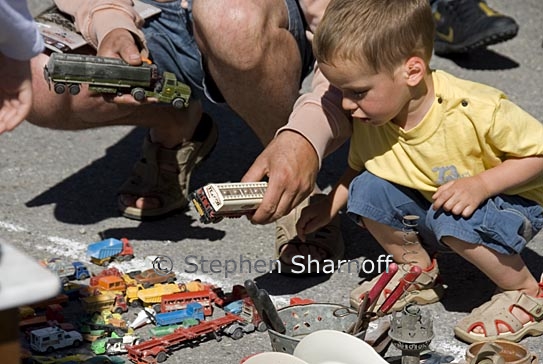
[296,0,543,343]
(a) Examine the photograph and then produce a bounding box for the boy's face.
[319,59,411,126]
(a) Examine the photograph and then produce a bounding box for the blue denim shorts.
[139,0,314,102]
[347,171,543,255]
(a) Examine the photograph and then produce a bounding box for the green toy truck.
[44,53,191,109]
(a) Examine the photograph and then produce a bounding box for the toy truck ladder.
[126,314,242,364]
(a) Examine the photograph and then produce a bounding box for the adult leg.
[27,51,207,215]
[192,0,303,145]
[194,0,340,270]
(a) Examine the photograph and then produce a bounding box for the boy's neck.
[393,72,435,131]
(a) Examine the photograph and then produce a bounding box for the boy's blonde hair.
[314,0,435,74]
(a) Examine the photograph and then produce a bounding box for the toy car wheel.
[131,299,143,308]
[46,346,54,353]
[72,339,81,347]
[68,84,80,95]
[156,351,168,363]
[153,304,161,313]
[131,88,146,101]
[256,321,268,332]
[231,327,244,340]
[114,307,124,314]
[171,97,186,109]
[54,83,66,94]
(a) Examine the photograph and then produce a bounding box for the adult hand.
[97,28,154,105]
[242,130,319,224]
[0,55,33,134]
[432,175,490,218]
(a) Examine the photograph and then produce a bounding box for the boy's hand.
[296,198,333,242]
[432,175,490,218]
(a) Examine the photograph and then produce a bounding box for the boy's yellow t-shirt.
[348,70,543,205]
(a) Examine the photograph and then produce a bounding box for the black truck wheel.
[54,83,66,94]
[131,88,146,101]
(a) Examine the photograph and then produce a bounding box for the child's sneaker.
[350,259,445,312]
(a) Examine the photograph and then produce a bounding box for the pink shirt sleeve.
[54,0,148,56]
[277,66,352,167]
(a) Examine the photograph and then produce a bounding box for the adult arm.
[243,66,352,224]
[54,0,148,57]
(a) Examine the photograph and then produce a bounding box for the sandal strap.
[516,292,543,320]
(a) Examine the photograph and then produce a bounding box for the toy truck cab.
[154,302,205,326]
[222,298,267,339]
[29,327,83,353]
[150,71,191,109]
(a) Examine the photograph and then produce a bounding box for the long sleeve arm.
[54,0,148,56]
[277,65,352,167]
[0,0,44,60]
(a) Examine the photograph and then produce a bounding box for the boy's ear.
[403,56,426,86]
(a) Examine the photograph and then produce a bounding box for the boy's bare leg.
[362,218,433,268]
[444,236,540,334]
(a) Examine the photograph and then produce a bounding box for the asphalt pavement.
[1,0,542,363]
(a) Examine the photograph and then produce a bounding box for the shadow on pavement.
[434,48,519,70]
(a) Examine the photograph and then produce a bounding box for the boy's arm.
[296,166,360,240]
[54,0,148,56]
[433,156,543,218]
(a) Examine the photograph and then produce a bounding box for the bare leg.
[362,217,433,268]
[193,0,302,145]
[444,236,540,334]
[27,53,202,210]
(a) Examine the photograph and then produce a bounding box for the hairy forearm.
[478,156,543,196]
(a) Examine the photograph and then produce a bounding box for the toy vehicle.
[214,284,248,307]
[147,318,199,337]
[125,314,248,364]
[81,293,129,314]
[132,268,176,288]
[19,304,65,330]
[125,282,182,308]
[190,182,267,223]
[223,299,244,315]
[159,289,214,316]
[40,258,90,284]
[29,326,83,353]
[24,354,125,364]
[87,238,134,266]
[88,275,128,295]
[29,294,69,310]
[91,332,141,355]
[44,53,191,109]
[154,302,204,326]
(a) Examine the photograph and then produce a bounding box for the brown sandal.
[274,194,344,275]
[118,114,218,220]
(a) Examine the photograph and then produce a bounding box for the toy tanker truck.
[43,53,191,109]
